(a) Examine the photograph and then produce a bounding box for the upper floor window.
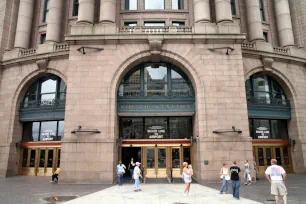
[172,0,184,10]
[124,22,137,26]
[172,21,185,26]
[73,0,79,16]
[125,0,137,10]
[145,0,164,10]
[259,0,265,21]
[23,75,67,108]
[263,32,268,42]
[231,0,236,15]
[40,33,46,44]
[144,22,165,26]
[43,0,50,23]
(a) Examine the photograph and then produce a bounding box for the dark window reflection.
[271,120,288,139]
[121,118,143,139]
[147,149,155,168]
[39,149,46,168]
[144,65,167,97]
[158,149,166,168]
[172,149,180,168]
[283,147,289,165]
[57,149,61,168]
[119,69,141,97]
[250,119,288,140]
[266,148,272,166]
[58,121,65,139]
[145,117,168,139]
[47,149,53,168]
[254,119,270,139]
[29,150,36,167]
[22,149,28,168]
[169,117,191,139]
[258,148,264,166]
[275,148,282,165]
[183,148,191,164]
[40,121,57,141]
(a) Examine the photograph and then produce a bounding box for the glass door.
[157,148,167,178]
[171,148,181,178]
[145,148,156,178]
[144,147,167,178]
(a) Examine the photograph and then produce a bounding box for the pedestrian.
[50,168,60,183]
[219,163,230,194]
[265,159,287,204]
[133,162,142,192]
[253,157,259,180]
[128,158,135,181]
[230,161,241,200]
[244,160,251,185]
[117,160,126,186]
[182,162,193,196]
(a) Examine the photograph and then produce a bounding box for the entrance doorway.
[19,147,61,176]
[121,147,141,178]
[253,146,293,174]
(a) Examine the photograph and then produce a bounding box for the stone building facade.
[0,0,305,183]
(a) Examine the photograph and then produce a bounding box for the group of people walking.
[117,158,288,204]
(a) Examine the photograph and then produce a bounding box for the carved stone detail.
[36,59,49,71]
[262,57,274,70]
[149,40,163,62]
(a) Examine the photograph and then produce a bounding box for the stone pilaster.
[215,0,233,23]
[77,0,95,24]
[99,0,116,24]
[274,0,295,47]
[245,0,264,42]
[193,0,211,23]
[45,0,63,43]
[14,0,34,48]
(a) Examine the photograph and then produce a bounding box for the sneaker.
[225,192,228,194]
[50,181,54,183]
[244,183,247,185]
[219,192,223,194]
[248,183,251,185]
[235,198,240,200]
[184,194,187,197]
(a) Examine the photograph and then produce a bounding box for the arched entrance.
[117,62,195,181]
[246,73,293,174]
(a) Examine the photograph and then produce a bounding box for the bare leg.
[186,183,191,194]
[283,194,287,204]
[188,183,191,194]
[184,183,188,194]
[275,195,279,204]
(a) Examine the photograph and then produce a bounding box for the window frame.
[259,0,266,22]
[72,0,79,16]
[230,0,236,16]
[43,0,50,23]
[125,0,138,10]
[172,0,184,10]
[144,0,165,10]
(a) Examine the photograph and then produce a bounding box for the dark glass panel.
[57,149,61,168]
[22,149,28,168]
[144,64,167,97]
[254,119,270,139]
[22,122,39,142]
[40,121,57,141]
[29,150,36,167]
[266,148,272,166]
[252,76,270,104]
[39,149,46,168]
[145,0,164,9]
[283,147,289,165]
[120,69,141,97]
[158,149,166,168]
[231,0,236,15]
[171,69,192,97]
[172,0,183,9]
[183,148,191,164]
[258,148,264,166]
[275,148,282,165]
[172,148,180,168]
[172,22,185,26]
[26,82,38,96]
[124,22,137,27]
[73,0,79,16]
[271,120,288,139]
[147,149,155,168]
[126,0,137,10]
[145,117,168,139]
[249,119,254,139]
[121,118,143,139]
[47,149,54,168]
[169,117,191,139]
[58,121,64,140]
[59,80,67,101]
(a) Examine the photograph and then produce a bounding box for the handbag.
[220,175,224,180]
[122,169,125,174]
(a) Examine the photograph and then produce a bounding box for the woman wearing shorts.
[182,162,193,196]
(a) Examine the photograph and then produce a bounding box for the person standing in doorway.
[265,159,287,204]
[230,161,241,200]
[128,158,135,181]
[253,157,259,180]
[117,160,126,186]
[182,162,193,196]
[219,163,230,194]
[244,160,251,185]
[133,162,142,192]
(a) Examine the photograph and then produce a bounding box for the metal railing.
[20,99,66,110]
[247,96,290,108]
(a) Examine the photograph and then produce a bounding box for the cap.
[136,162,141,166]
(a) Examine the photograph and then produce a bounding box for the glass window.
[172,0,184,10]
[252,76,270,104]
[231,0,236,15]
[275,148,282,165]
[22,149,28,168]
[283,147,289,165]
[22,122,40,141]
[39,149,46,168]
[124,22,137,27]
[266,148,272,166]
[249,119,254,139]
[271,120,288,139]
[257,148,264,166]
[172,22,185,26]
[43,0,50,23]
[169,117,191,139]
[147,149,155,168]
[172,149,180,168]
[40,121,57,141]
[145,117,168,139]
[259,0,265,21]
[121,118,143,139]
[58,121,65,139]
[263,32,268,42]
[119,69,141,98]
[125,0,137,10]
[183,148,191,164]
[254,119,270,139]
[171,69,192,97]
[144,64,167,97]
[144,22,165,27]
[40,33,46,44]
[73,0,79,16]
[158,149,166,168]
[29,150,36,167]
[47,149,54,168]
[145,0,164,10]
[57,149,61,168]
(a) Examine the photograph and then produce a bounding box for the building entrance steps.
[64,184,263,204]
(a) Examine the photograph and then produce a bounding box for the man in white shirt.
[265,159,287,204]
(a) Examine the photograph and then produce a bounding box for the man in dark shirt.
[230,161,241,200]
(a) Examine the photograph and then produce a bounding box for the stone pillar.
[215,0,233,23]
[245,0,264,42]
[45,0,62,43]
[14,0,35,48]
[77,0,95,24]
[193,0,211,23]
[99,0,116,24]
[274,0,295,47]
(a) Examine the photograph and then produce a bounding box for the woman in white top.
[182,162,193,196]
[219,163,230,194]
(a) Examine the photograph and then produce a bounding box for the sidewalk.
[64,183,262,204]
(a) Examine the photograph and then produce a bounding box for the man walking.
[230,161,241,200]
[265,159,287,204]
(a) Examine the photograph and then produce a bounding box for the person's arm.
[184,168,192,176]
[123,164,126,169]
[265,174,271,183]
[220,168,223,175]
[282,173,286,184]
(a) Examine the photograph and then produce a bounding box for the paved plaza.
[0,174,305,204]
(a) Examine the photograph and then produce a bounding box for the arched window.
[245,74,287,106]
[118,63,194,98]
[23,75,66,108]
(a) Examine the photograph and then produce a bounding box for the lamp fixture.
[77,46,104,55]
[208,47,235,55]
[71,126,101,134]
[213,126,242,134]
